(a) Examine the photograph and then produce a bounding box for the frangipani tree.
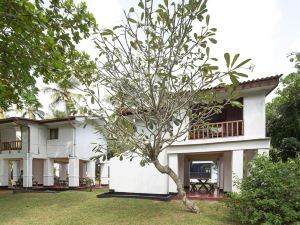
[77,0,250,213]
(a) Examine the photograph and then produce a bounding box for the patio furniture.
[54,176,60,186]
[190,182,198,192]
[198,179,215,193]
[58,180,68,187]
[198,178,210,192]
[32,177,38,186]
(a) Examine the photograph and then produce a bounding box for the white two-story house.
[108,75,281,195]
[0,116,109,189]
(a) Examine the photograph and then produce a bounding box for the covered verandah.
[168,148,269,200]
[0,157,95,190]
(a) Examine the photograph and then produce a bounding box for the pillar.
[218,158,224,190]
[69,157,79,187]
[183,158,190,188]
[0,159,9,187]
[231,150,244,192]
[43,159,54,186]
[23,155,32,188]
[12,161,20,182]
[178,154,184,188]
[223,151,232,192]
[100,162,109,185]
[168,153,178,193]
[87,161,96,184]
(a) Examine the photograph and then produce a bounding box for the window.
[49,128,59,140]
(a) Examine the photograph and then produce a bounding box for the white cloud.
[76,0,123,58]
[34,0,297,113]
[207,0,283,78]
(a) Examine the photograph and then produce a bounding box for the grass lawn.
[0,189,237,225]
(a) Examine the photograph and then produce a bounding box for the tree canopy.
[267,53,300,160]
[0,0,97,110]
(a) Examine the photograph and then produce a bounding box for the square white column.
[223,151,232,192]
[69,157,79,187]
[218,158,224,190]
[168,153,178,193]
[183,158,190,188]
[23,155,33,188]
[12,161,20,182]
[0,159,9,187]
[87,161,96,184]
[231,150,244,192]
[43,159,54,186]
[100,162,109,185]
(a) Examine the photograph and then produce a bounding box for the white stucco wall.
[109,152,169,194]
[46,125,73,157]
[243,91,266,138]
[75,122,101,160]
[100,162,109,185]
[168,153,179,193]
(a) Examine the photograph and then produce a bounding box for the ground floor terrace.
[0,155,97,189]
[168,148,269,200]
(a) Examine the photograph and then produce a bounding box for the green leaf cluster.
[0,0,97,110]
[267,53,300,161]
[226,156,300,225]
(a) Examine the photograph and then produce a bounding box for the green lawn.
[0,189,237,225]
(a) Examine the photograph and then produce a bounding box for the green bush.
[226,156,300,225]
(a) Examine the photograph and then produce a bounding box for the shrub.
[226,156,300,225]
[280,137,300,161]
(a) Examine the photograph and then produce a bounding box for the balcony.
[0,141,22,151]
[189,120,244,140]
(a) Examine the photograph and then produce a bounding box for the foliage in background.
[0,0,97,110]
[48,110,68,119]
[267,52,300,161]
[20,104,45,119]
[0,107,7,119]
[77,0,251,213]
[43,77,83,115]
[226,156,300,225]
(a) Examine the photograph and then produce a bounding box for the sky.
[38,0,300,114]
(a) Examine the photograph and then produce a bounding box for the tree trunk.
[153,159,200,213]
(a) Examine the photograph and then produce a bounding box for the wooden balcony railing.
[0,141,22,151]
[189,120,244,140]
